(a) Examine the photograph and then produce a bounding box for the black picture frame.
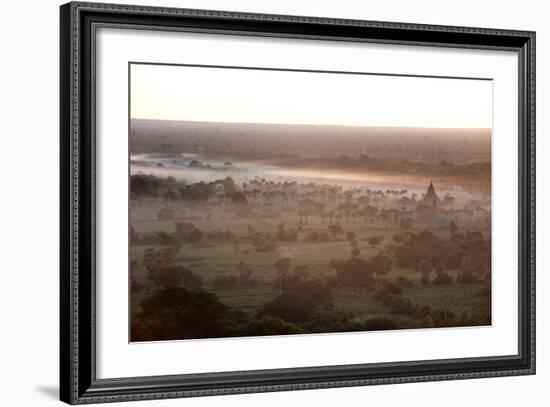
[60,1,536,404]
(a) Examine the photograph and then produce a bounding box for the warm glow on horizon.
[130,63,492,129]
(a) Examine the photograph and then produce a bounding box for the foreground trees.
[132,287,229,341]
[329,257,376,287]
[259,286,333,323]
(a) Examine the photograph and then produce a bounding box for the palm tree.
[274,258,291,294]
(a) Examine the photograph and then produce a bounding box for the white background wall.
[0,0,546,405]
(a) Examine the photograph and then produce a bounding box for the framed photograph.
[60,1,535,404]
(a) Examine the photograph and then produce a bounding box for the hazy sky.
[130,63,492,129]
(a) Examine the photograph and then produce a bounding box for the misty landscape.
[129,118,492,342]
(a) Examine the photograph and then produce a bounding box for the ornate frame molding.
[60,2,535,404]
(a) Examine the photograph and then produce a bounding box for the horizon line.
[130,117,491,131]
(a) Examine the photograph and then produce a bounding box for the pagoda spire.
[420,180,440,207]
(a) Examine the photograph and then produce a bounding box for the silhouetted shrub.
[392,232,408,244]
[380,293,397,307]
[421,272,430,285]
[279,266,312,291]
[390,296,416,316]
[395,245,428,268]
[131,174,161,196]
[367,235,384,248]
[374,281,403,299]
[150,265,202,288]
[416,305,432,319]
[260,288,333,323]
[456,270,478,284]
[294,281,334,310]
[362,318,398,331]
[260,293,313,322]
[277,229,298,242]
[420,315,434,328]
[329,258,376,287]
[433,271,454,285]
[238,316,306,336]
[187,228,204,243]
[458,311,475,326]
[131,287,229,341]
[432,309,457,327]
[183,272,203,289]
[302,310,358,333]
[444,251,464,269]
[397,276,414,288]
[328,224,345,238]
[157,233,182,250]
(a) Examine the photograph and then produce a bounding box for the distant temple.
[419,181,441,207]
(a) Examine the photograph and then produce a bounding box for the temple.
[418,181,441,208]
